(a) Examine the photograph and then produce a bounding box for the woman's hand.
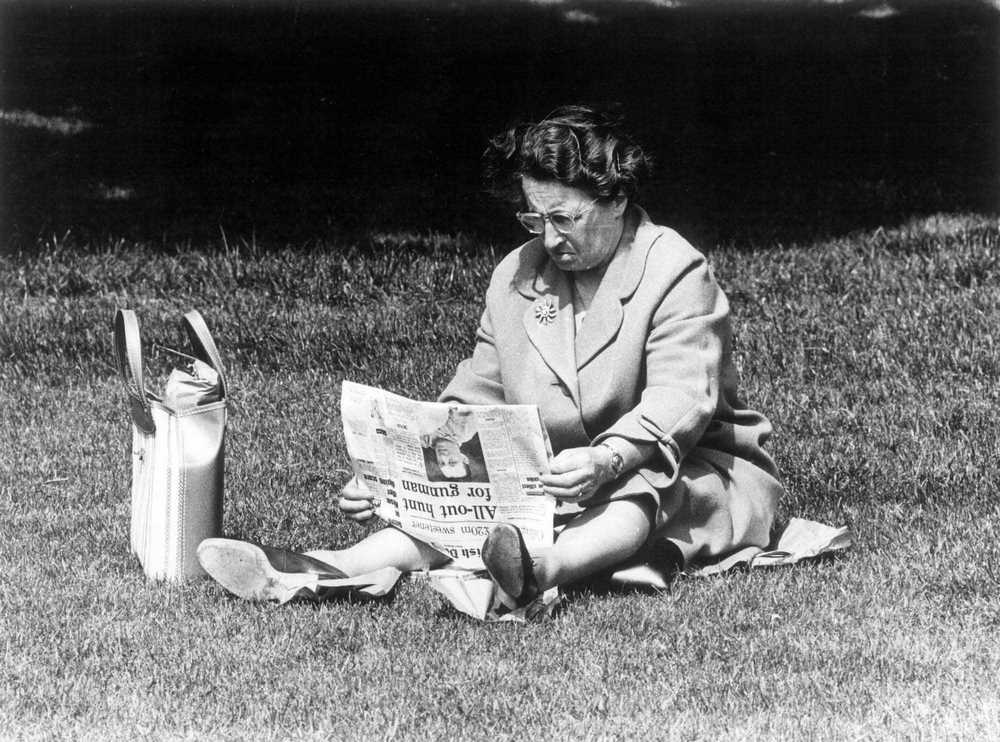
[540,446,615,502]
[337,476,379,522]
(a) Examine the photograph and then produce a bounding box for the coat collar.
[515,205,664,382]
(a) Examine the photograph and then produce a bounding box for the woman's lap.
[562,451,781,566]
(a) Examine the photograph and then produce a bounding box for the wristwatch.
[599,442,625,480]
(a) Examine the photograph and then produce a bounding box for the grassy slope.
[1,215,999,740]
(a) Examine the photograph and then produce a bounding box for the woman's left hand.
[540,446,615,502]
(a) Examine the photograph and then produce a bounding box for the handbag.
[113,308,227,581]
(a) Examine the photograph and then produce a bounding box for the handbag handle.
[182,310,227,398]
[113,309,157,434]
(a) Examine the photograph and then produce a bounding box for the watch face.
[600,443,624,477]
[606,448,623,475]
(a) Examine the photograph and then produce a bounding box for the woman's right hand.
[337,476,379,522]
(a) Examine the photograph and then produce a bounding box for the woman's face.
[521,176,627,273]
[434,439,469,478]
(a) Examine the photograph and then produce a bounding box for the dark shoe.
[647,537,684,579]
[605,537,684,591]
[257,543,347,579]
[482,523,539,605]
[197,538,347,603]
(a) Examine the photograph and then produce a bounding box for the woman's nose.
[542,220,563,249]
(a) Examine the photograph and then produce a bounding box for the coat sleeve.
[592,255,730,487]
[437,301,507,405]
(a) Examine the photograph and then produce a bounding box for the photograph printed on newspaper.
[340,381,556,569]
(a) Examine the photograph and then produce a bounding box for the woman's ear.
[611,195,629,218]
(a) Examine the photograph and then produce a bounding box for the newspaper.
[340,381,557,570]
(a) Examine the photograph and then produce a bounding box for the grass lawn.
[2,213,999,740]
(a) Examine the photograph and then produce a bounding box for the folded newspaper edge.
[422,569,561,623]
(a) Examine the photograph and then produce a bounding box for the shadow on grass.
[2,1,996,250]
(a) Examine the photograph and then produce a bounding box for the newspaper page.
[340,381,556,570]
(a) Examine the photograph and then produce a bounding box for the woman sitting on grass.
[200,104,784,606]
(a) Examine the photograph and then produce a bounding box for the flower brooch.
[534,300,557,326]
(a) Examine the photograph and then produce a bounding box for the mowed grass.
[2,214,999,740]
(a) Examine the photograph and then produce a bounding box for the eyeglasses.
[515,198,599,235]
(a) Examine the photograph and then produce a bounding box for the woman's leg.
[198,527,448,603]
[531,496,656,591]
[305,526,450,576]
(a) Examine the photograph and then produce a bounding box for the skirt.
[556,447,783,565]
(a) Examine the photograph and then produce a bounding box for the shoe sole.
[197,538,315,602]
[482,523,526,599]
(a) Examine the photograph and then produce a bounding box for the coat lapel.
[574,206,658,370]
[573,259,625,371]
[516,246,580,405]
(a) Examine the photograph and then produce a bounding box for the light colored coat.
[440,206,782,563]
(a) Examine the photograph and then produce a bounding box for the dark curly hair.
[483,104,652,204]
